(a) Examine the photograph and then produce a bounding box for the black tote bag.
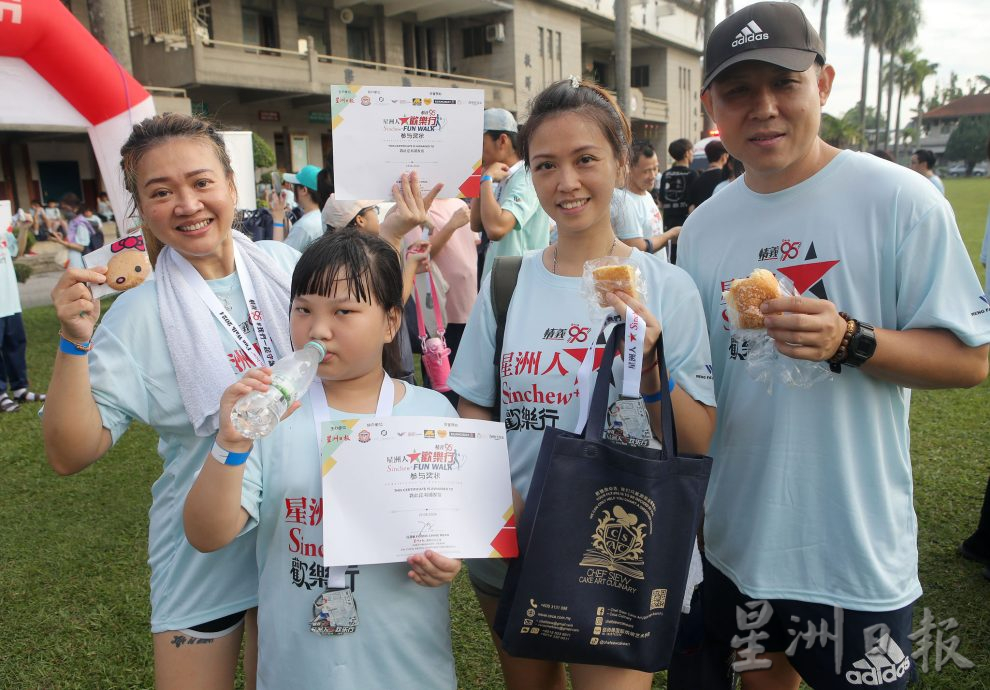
[494,324,713,672]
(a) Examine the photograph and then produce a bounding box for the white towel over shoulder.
[156,232,293,436]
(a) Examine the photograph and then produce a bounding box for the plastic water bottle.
[230,340,327,439]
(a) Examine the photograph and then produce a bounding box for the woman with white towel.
[43,113,297,690]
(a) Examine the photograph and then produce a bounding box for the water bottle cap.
[305,340,327,359]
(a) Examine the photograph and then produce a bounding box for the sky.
[723,0,987,120]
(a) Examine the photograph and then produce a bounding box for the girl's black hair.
[291,229,405,378]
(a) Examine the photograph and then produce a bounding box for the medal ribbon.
[309,373,394,587]
[171,243,279,368]
[622,305,646,398]
[573,306,645,433]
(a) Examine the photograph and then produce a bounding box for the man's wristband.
[211,440,251,466]
[644,238,654,254]
[643,378,676,403]
[273,222,284,228]
[59,331,93,355]
[480,175,494,183]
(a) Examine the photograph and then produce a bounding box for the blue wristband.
[480,175,494,183]
[211,440,251,466]
[273,222,284,228]
[642,378,675,403]
[59,335,91,356]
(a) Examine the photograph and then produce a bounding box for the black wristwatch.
[843,320,877,368]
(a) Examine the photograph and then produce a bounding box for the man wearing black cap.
[678,3,990,689]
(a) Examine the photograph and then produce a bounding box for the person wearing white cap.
[279,165,328,252]
[471,108,551,279]
[677,3,990,688]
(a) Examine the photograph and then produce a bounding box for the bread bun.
[592,264,638,306]
[725,268,780,328]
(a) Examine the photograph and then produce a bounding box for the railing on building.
[197,38,514,90]
[128,0,202,42]
[145,86,188,98]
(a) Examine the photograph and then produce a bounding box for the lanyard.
[622,306,646,397]
[309,373,394,587]
[573,306,645,433]
[171,243,278,369]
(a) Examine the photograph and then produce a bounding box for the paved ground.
[19,271,63,310]
[15,221,121,310]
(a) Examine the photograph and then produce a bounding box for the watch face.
[847,322,877,366]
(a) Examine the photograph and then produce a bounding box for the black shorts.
[703,560,915,690]
[179,611,246,640]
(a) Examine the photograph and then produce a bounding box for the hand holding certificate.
[330,85,483,200]
[320,416,518,567]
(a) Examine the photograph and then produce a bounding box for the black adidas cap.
[702,1,826,91]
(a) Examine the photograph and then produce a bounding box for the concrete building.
[1,0,704,210]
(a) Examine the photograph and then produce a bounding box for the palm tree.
[846,0,874,146]
[891,49,918,160]
[976,75,990,95]
[880,0,920,149]
[910,57,938,133]
[819,0,830,51]
[725,0,734,15]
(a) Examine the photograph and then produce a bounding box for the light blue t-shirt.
[610,187,669,262]
[678,150,990,611]
[0,231,20,318]
[449,249,716,588]
[928,173,945,196]
[241,382,458,690]
[86,240,299,632]
[284,208,324,252]
[481,165,551,278]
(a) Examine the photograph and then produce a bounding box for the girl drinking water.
[184,229,462,689]
[448,80,718,689]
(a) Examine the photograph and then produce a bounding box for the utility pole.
[615,0,631,115]
[86,0,133,74]
[702,0,716,135]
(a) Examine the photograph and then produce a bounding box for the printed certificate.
[320,416,518,566]
[330,85,484,199]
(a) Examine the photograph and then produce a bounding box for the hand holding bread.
[724,268,781,329]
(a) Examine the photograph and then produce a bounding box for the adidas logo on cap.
[845,634,911,686]
[732,20,769,47]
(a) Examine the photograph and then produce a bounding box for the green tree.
[944,116,990,174]
[880,1,920,149]
[252,132,276,170]
[821,112,862,149]
[846,0,876,144]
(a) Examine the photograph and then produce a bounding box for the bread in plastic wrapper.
[581,256,649,321]
[724,269,833,392]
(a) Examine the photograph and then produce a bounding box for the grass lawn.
[1,178,988,689]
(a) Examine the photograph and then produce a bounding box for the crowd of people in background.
[2,3,989,690]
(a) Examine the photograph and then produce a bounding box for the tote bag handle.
[585,324,678,456]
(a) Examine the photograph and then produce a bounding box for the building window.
[242,0,277,49]
[347,24,375,61]
[592,60,609,87]
[404,24,438,72]
[462,26,491,58]
[298,4,330,54]
[631,65,650,88]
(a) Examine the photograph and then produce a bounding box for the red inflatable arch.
[0,0,155,223]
